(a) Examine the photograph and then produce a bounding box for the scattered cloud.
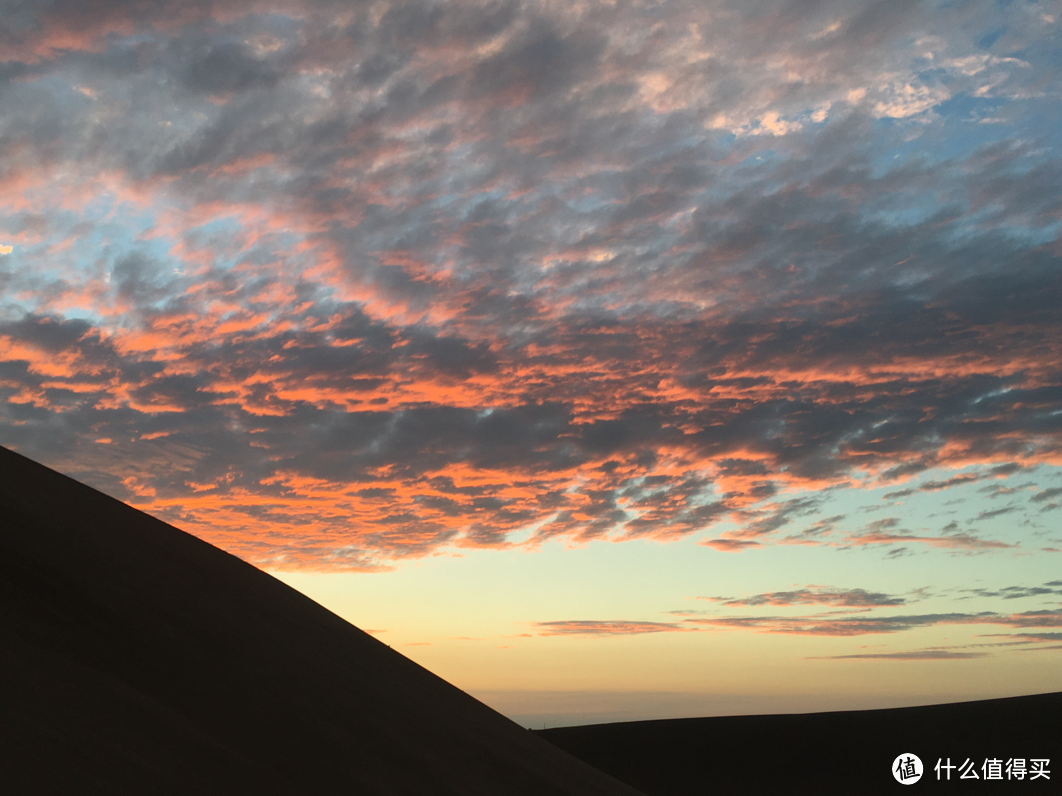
[958,583,1062,601]
[700,587,906,608]
[1032,487,1062,504]
[843,518,1014,552]
[813,649,989,660]
[701,539,763,552]
[534,620,692,637]
[682,609,1062,636]
[1,0,1060,568]
[973,506,1019,522]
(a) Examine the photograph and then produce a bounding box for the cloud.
[884,463,1028,500]
[699,497,831,550]
[813,649,989,660]
[1,0,1060,567]
[842,517,1015,552]
[921,473,984,492]
[990,631,1062,644]
[683,612,987,636]
[814,627,1062,658]
[973,505,1019,522]
[1032,487,1062,504]
[701,587,906,608]
[701,539,763,552]
[682,609,1062,636]
[958,582,1062,601]
[533,620,692,637]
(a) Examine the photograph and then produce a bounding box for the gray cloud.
[959,583,1062,601]
[701,587,906,608]
[0,0,1060,566]
[684,608,1062,635]
[534,620,691,636]
[813,649,989,660]
[1032,487,1062,504]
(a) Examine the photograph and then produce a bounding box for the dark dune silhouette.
[538,691,1061,794]
[0,445,643,795]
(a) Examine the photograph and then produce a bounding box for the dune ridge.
[0,445,643,795]
[539,690,1061,794]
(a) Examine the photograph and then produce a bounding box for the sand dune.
[539,691,1061,794]
[0,446,643,795]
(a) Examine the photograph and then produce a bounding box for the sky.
[1,0,1061,727]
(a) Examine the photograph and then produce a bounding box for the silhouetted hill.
[538,691,1061,794]
[0,445,643,796]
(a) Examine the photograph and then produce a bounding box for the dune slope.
[538,691,1061,794]
[0,446,643,796]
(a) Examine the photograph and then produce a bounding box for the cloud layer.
[1,0,1060,567]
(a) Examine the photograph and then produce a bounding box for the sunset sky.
[2,0,1061,726]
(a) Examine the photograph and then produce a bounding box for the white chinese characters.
[934,757,1050,781]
